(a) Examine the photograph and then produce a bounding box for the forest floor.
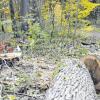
[0,30,100,100]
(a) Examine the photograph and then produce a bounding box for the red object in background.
[0,47,3,53]
[0,43,14,53]
[7,47,14,53]
[0,44,6,53]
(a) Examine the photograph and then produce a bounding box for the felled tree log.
[45,59,97,100]
[0,52,22,60]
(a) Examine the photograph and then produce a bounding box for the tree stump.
[45,59,97,100]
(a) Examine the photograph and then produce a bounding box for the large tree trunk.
[20,0,29,32]
[45,59,97,100]
[9,0,17,31]
[20,0,29,16]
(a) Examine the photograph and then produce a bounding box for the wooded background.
[0,0,100,36]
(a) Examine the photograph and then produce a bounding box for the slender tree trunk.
[49,1,55,38]
[20,0,29,16]
[72,0,80,46]
[9,0,17,31]
[61,0,65,26]
[20,0,29,32]
[74,0,80,35]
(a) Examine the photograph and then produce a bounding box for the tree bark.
[45,59,97,100]
[20,0,29,16]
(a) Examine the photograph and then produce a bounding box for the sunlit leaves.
[41,1,49,20]
[78,0,100,18]
[3,7,10,14]
[54,2,62,23]
[8,95,16,100]
[2,20,13,33]
[66,0,100,19]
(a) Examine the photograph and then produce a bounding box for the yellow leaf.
[81,26,94,32]
[8,95,16,100]
[54,2,62,23]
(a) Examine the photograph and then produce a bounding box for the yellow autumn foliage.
[42,0,99,25]
[8,95,16,100]
[3,7,10,14]
[78,0,100,18]
[54,2,62,23]
[3,20,13,33]
[66,0,100,19]
[81,26,94,32]
[41,1,49,20]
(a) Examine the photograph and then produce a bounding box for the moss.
[52,62,66,79]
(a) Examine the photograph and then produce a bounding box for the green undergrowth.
[51,62,66,79]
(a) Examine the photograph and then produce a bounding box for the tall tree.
[20,0,29,16]
[9,0,17,31]
[20,0,30,32]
